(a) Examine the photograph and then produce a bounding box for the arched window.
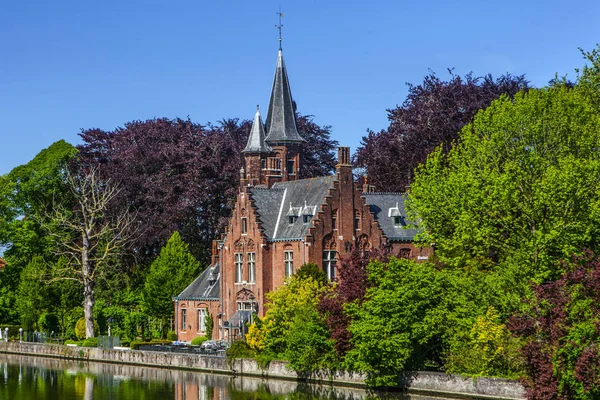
[322,234,337,281]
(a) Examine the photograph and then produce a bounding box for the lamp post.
[4,328,7,342]
[19,328,23,343]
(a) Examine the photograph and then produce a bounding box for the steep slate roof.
[363,193,420,241]
[243,107,272,154]
[264,50,306,144]
[251,175,335,241]
[174,263,220,301]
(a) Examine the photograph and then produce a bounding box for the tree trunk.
[83,282,95,338]
[82,233,95,339]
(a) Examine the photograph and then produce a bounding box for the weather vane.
[275,8,283,50]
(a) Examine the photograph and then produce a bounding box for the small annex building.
[174,48,432,343]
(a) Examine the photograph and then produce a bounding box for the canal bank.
[0,341,524,399]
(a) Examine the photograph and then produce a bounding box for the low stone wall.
[0,341,524,399]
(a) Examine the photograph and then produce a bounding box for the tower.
[263,49,305,185]
[242,48,306,187]
[242,106,272,186]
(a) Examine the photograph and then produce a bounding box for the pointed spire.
[243,105,272,154]
[265,50,306,144]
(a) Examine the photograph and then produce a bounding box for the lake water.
[0,353,447,400]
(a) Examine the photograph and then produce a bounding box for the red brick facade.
[173,49,432,343]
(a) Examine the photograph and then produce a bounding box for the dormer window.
[287,204,302,224]
[301,201,316,225]
[389,202,402,226]
[287,160,295,175]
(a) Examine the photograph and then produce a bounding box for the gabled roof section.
[174,263,220,301]
[243,106,272,154]
[363,193,421,241]
[251,175,335,240]
[264,50,306,144]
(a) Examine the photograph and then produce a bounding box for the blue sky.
[1,0,599,175]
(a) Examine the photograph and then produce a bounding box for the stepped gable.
[250,175,335,241]
[362,193,420,241]
[174,263,220,301]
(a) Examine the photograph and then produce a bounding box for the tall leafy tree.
[15,256,50,330]
[355,71,528,192]
[0,140,77,324]
[142,231,201,329]
[408,83,600,288]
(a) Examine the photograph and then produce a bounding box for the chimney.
[337,147,351,166]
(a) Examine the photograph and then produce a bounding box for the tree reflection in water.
[0,354,439,400]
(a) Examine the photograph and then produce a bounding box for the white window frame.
[284,250,293,278]
[198,308,207,332]
[247,252,256,283]
[235,253,243,283]
[323,250,337,281]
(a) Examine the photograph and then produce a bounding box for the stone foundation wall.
[0,341,524,399]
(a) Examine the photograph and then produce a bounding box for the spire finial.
[256,104,260,112]
[275,7,283,50]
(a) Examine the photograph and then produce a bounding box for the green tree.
[0,141,77,324]
[15,256,50,330]
[246,264,335,373]
[345,257,476,387]
[142,231,201,335]
[409,84,600,291]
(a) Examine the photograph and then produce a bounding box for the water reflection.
[0,354,441,400]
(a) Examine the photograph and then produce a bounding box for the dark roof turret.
[243,106,272,154]
[264,50,306,144]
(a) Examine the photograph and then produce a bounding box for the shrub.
[191,335,207,346]
[75,318,99,340]
[227,340,255,359]
[120,338,130,348]
[82,337,98,347]
[445,306,523,378]
[64,340,78,346]
[167,331,177,341]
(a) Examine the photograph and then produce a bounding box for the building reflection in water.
[0,354,424,400]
